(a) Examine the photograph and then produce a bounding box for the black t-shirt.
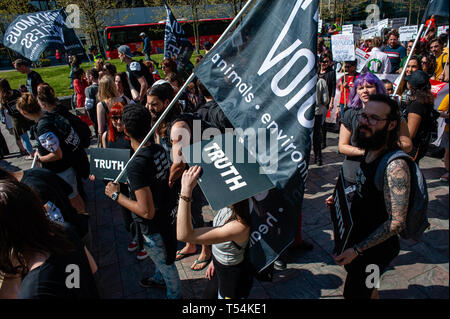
[126,144,176,264]
[33,112,80,173]
[21,168,85,236]
[126,61,154,94]
[105,131,131,150]
[84,84,98,111]
[341,108,364,184]
[18,223,99,299]
[3,89,23,118]
[27,70,43,96]
[406,101,433,148]
[348,152,400,254]
[196,101,233,133]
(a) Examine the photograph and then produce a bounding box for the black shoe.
[318,158,323,166]
[321,143,326,150]
[139,277,166,289]
[274,259,286,270]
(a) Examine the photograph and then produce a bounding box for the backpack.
[374,150,430,241]
[57,107,92,148]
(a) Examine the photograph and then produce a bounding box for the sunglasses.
[112,116,122,122]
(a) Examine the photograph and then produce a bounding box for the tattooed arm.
[355,159,410,252]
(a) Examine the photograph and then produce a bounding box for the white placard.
[331,34,356,62]
[438,25,449,37]
[378,18,389,30]
[341,25,354,34]
[391,17,407,29]
[355,47,370,73]
[399,25,418,42]
[362,26,380,40]
[318,19,323,33]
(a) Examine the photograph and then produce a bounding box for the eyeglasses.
[112,116,122,122]
[359,113,389,126]
[320,60,329,64]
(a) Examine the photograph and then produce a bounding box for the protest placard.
[331,33,355,62]
[391,17,407,29]
[399,25,418,42]
[377,18,389,30]
[355,47,370,73]
[362,26,380,40]
[90,148,131,183]
[438,25,449,37]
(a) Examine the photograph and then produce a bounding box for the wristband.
[353,246,362,256]
[179,194,192,202]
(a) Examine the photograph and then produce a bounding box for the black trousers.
[86,107,98,138]
[202,255,253,299]
[343,236,400,299]
[313,114,323,161]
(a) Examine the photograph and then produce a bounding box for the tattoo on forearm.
[357,159,410,252]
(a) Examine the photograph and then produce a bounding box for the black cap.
[405,70,430,88]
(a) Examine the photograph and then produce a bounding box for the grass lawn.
[0,52,205,97]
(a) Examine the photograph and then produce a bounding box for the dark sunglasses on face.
[112,116,122,122]
[359,113,389,126]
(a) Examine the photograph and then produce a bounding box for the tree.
[56,0,119,55]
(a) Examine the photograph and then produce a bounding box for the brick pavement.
[1,123,448,299]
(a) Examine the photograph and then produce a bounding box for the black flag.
[2,9,84,62]
[195,0,318,272]
[422,0,449,23]
[163,1,193,65]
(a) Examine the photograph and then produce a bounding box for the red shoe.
[128,241,138,252]
[137,250,149,261]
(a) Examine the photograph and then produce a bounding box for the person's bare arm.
[338,123,365,157]
[137,76,148,103]
[407,112,422,140]
[96,102,105,136]
[38,147,63,162]
[399,119,413,153]
[105,183,155,220]
[177,166,249,245]
[355,159,410,252]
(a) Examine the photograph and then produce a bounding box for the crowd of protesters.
[0,18,448,301]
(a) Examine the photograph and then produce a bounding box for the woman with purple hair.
[338,72,412,186]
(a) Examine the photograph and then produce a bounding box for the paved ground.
[1,123,448,299]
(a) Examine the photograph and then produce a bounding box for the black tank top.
[105,131,131,150]
[349,151,397,247]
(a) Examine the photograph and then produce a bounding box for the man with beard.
[330,94,410,299]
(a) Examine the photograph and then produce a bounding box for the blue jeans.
[21,132,33,154]
[142,233,181,299]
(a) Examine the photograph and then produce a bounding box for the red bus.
[104,18,232,59]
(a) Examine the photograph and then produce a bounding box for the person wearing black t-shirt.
[0,167,88,241]
[403,71,436,163]
[328,95,410,299]
[105,104,181,299]
[13,59,43,96]
[0,179,99,299]
[117,45,153,104]
[16,93,87,216]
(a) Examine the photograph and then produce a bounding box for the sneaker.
[274,259,286,270]
[139,277,166,289]
[127,241,138,252]
[440,172,449,183]
[137,250,149,260]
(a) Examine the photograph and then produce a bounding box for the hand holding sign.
[181,166,202,197]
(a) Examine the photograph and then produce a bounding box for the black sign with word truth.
[90,148,131,183]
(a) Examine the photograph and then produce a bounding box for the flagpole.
[393,23,425,96]
[113,0,257,184]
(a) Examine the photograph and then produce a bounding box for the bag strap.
[102,101,109,114]
[374,150,412,192]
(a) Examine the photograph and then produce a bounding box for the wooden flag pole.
[113,0,257,184]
